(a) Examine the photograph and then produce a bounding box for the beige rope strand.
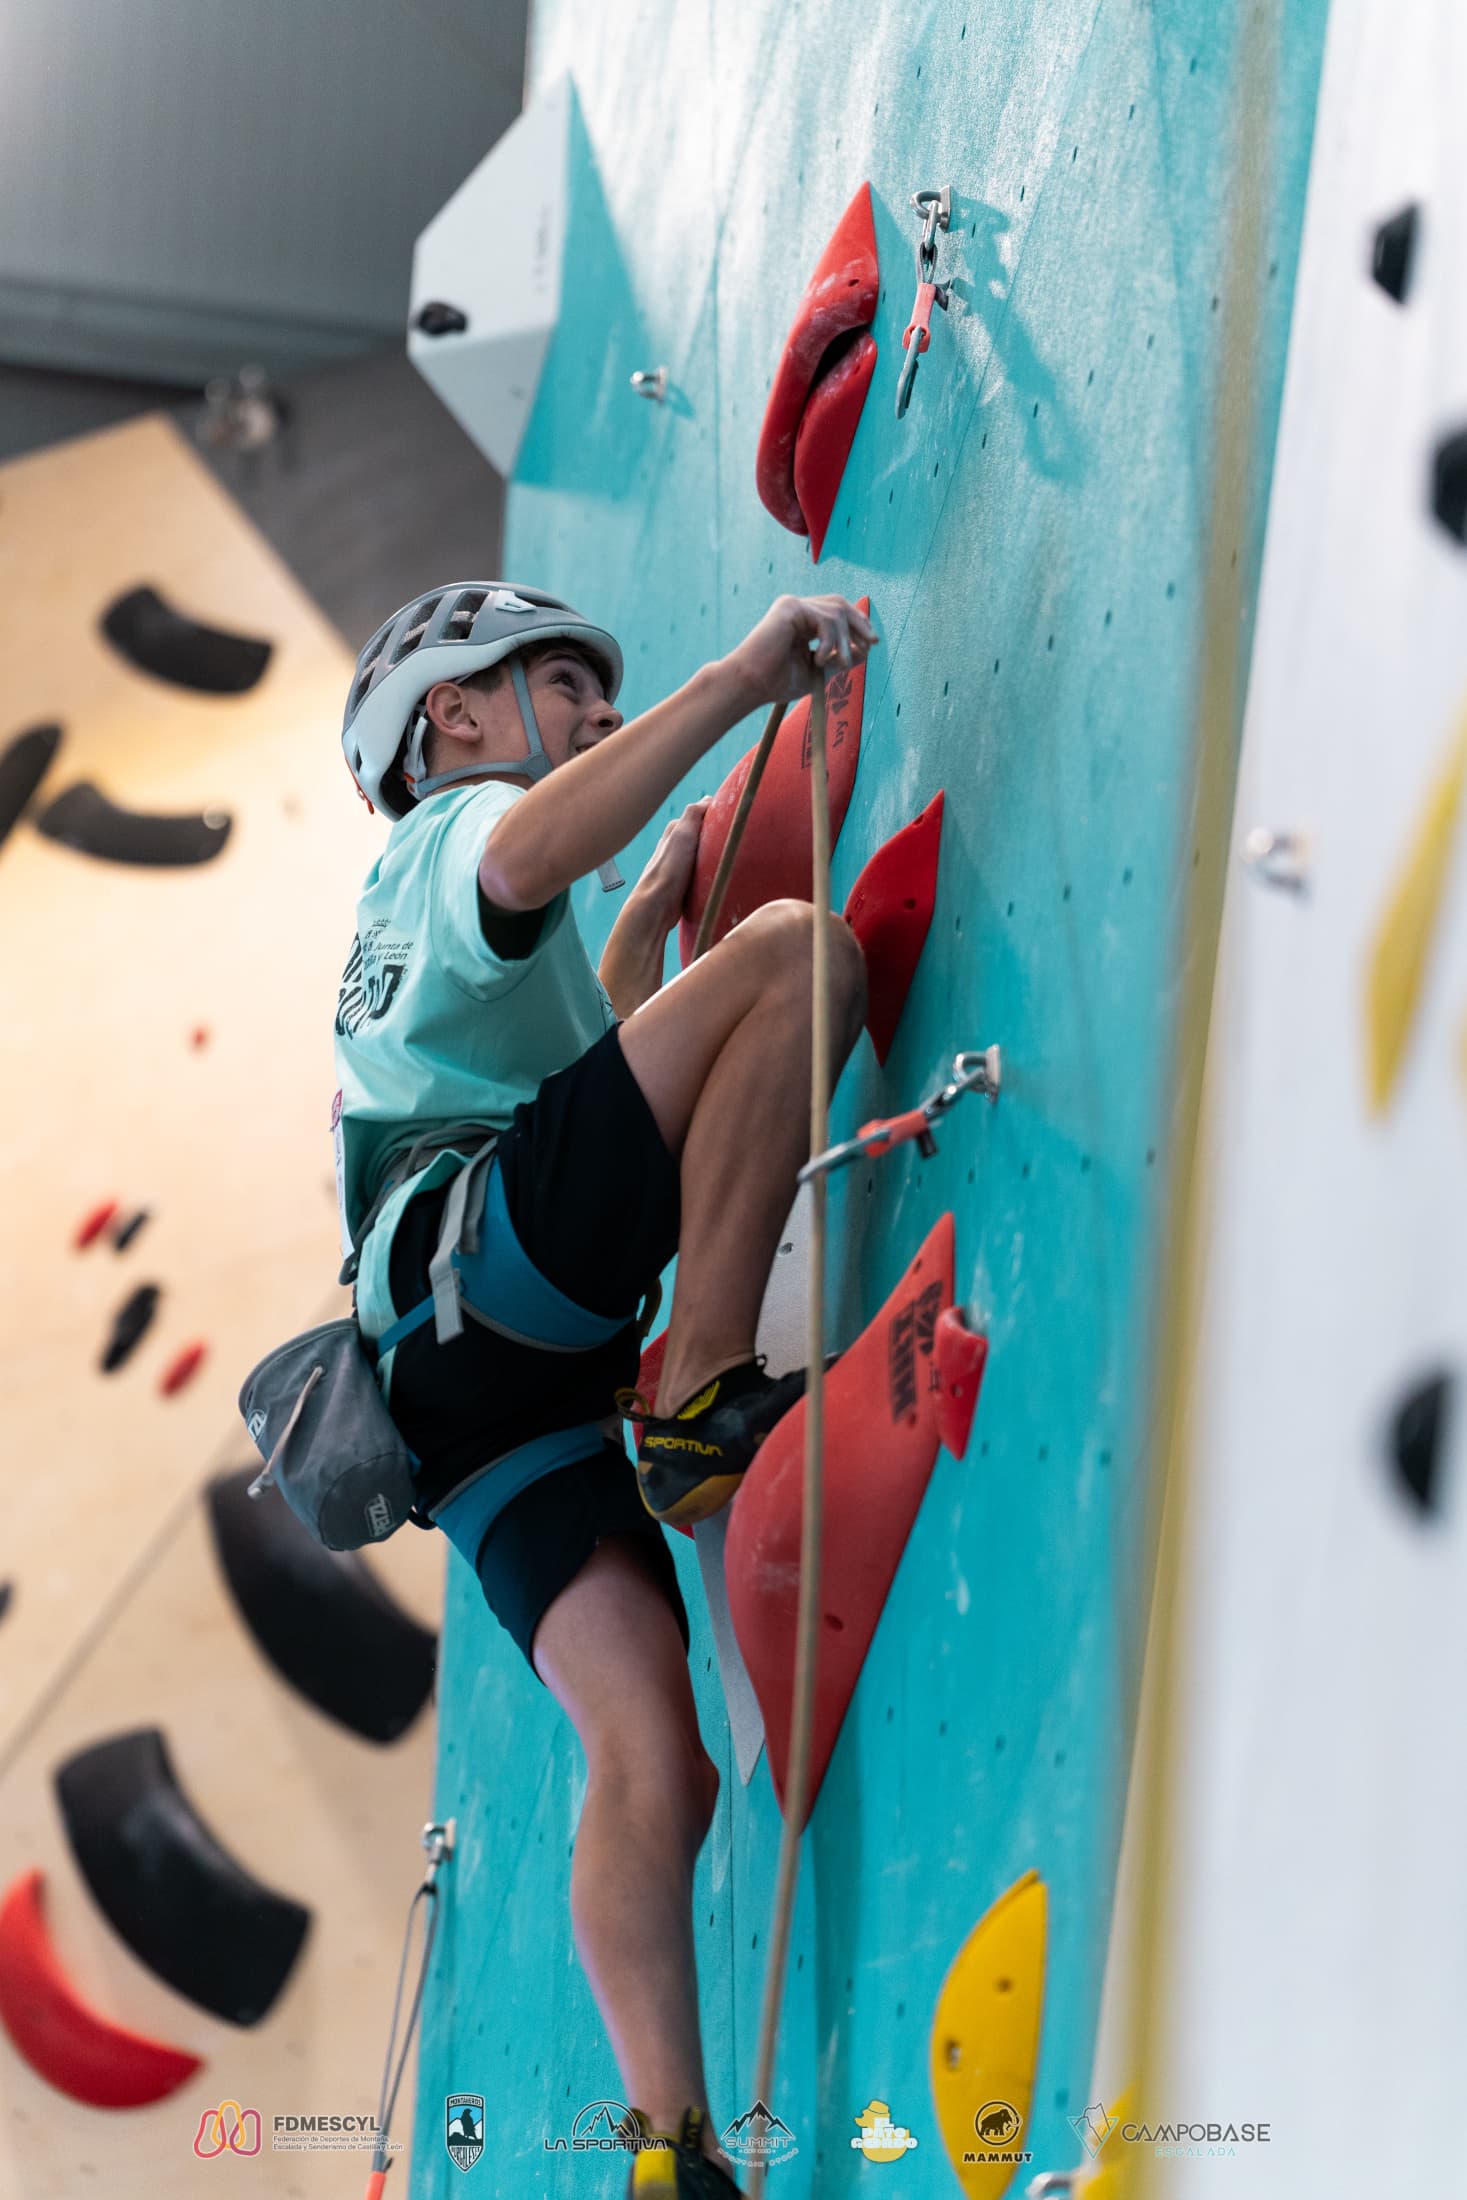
[747,662,831,2198]
[691,700,788,961]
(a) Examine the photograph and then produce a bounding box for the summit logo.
[720,2100,799,2170]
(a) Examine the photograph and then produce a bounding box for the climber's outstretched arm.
[481,596,876,910]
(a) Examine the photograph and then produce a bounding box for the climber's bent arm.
[478,658,758,912]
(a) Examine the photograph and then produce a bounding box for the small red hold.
[843,790,945,1063]
[189,1026,210,1050]
[74,1200,119,1250]
[160,1342,207,1397]
[934,1307,989,1459]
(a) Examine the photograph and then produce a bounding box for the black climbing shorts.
[384,1022,689,1677]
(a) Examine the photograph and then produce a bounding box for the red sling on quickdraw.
[896,185,954,419]
[797,1045,1001,1184]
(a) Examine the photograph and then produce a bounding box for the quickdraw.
[363,1819,456,2198]
[896,186,953,419]
[797,1045,1001,1185]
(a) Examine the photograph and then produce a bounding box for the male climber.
[335,582,875,2197]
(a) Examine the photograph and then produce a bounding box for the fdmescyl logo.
[335,923,411,1038]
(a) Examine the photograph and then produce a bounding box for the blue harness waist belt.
[368,1143,641,1559]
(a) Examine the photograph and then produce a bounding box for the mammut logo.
[335,926,410,1038]
[365,1492,393,1538]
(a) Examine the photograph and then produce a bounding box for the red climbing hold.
[793,330,879,559]
[0,1868,203,2108]
[160,1342,207,1396]
[679,607,869,965]
[934,1306,988,1459]
[74,1200,119,1250]
[756,183,880,550]
[725,1212,955,1826]
[189,1026,210,1050]
[843,792,945,1064]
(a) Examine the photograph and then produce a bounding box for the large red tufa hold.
[0,1868,203,2108]
[724,1212,955,1827]
[678,605,870,966]
[159,1342,207,1397]
[933,1305,989,1459]
[755,183,880,558]
[843,791,945,1063]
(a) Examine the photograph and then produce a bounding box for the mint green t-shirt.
[331,780,618,1337]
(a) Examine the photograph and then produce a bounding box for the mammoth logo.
[973,2099,1022,2147]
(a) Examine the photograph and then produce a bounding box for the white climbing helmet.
[341,581,624,820]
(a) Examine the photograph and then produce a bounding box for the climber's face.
[421,645,623,789]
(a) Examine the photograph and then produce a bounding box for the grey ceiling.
[0,0,530,386]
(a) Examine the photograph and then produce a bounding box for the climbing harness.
[362,1819,456,2199]
[797,1045,1002,1183]
[896,186,953,419]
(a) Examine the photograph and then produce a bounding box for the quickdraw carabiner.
[897,186,953,419]
[797,1045,1001,1185]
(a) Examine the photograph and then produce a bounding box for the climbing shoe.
[623,1355,807,1526]
[620,2106,742,2197]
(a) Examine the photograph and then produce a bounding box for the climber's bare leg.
[617,899,867,1414]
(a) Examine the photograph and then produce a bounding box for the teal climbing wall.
[413,1,1330,2190]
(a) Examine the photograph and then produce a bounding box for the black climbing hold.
[55,1728,310,2025]
[1430,427,1467,547]
[1370,202,1419,303]
[101,1284,160,1372]
[413,300,470,337]
[35,783,232,868]
[111,1208,151,1252]
[0,1581,12,1625]
[100,585,272,695]
[0,724,62,854]
[1389,1370,1453,1516]
[206,1466,436,1744]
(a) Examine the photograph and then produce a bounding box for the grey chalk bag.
[239,1317,418,1551]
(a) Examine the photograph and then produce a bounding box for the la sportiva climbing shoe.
[620,2106,742,2197]
[624,1356,808,1526]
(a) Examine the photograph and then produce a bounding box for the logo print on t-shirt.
[334,923,411,1037]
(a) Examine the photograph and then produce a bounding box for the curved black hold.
[0,1581,12,1624]
[101,1284,160,1372]
[54,1728,310,2026]
[413,300,470,337]
[112,1208,152,1253]
[1390,1370,1454,1516]
[100,585,272,695]
[36,783,232,868]
[206,1466,436,1744]
[1431,427,1467,548]
[0,724,62,853]
[1371,202,1419,304]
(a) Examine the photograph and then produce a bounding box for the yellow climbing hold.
[1365,709,1467,1115]
[928,1867,1046,2198]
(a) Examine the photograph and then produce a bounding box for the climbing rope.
[745,660,833,2200]
[361,1819,455,2197]
[691,699,790,961]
